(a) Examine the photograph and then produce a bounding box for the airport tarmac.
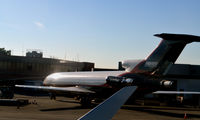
[0,95,200,120]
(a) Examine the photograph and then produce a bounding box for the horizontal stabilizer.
[154,33,200,43]
[15,85,95,94]
[153,91,200,94]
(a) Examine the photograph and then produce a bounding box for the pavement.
[0,95,200,120]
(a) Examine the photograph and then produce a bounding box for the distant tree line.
[0,48,11,56]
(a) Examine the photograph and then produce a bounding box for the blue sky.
[0,0,200,68]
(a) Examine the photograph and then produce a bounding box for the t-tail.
[131,33,200,75]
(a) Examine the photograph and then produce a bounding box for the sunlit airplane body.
[16,33,200,120]
[43,71,124,87]
[42,60,143,87]
[43,60,142,86]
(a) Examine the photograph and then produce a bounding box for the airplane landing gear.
[80,96,92,108]
[49,93,56,100]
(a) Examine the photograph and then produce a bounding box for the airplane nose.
[43,75,54,86]
[43,73,62,86]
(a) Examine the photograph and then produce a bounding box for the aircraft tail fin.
[131,33,200,75]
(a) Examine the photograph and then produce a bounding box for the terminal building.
[165,64,200,105]
[0,50,94,80]
[0,49,94,98]
[141,63,200,106]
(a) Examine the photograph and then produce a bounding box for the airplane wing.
[153,91,200,94]
[15,85,95,94]
[78,86,137,120]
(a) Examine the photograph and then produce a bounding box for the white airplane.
[16,33,200,120]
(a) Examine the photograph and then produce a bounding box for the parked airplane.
[16,33,200,119]
[77,33,200,120]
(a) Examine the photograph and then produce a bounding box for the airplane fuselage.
[43,71,125,87]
